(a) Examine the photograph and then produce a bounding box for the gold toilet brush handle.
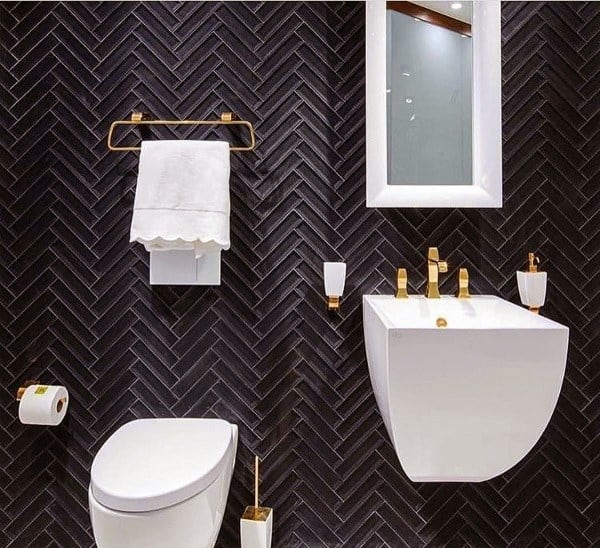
[254,455,259,509]
[241,455,271,521]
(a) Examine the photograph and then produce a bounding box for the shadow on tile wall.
[0,1,598,546]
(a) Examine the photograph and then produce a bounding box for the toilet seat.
[91,418,233,512]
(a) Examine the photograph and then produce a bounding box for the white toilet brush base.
[240,506,273,548]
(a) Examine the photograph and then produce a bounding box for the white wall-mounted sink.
[363,295,569,482]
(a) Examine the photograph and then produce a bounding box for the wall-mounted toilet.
[89,418,238,548]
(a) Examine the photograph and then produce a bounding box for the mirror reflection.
[386,1,473,186]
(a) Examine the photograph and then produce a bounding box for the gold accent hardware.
[436,317,448,328]
[327,296,340,310]
[395,268,408,298]
[527,252,540,273]
[241,455,272,522]
[130,111,150,123]
[16,380,41,401]
[426,247,448,298]
[529,307,540,315]
[107,111,256,152]
[456,268,470,299]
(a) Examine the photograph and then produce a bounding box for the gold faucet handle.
[438,260,448,273]
[457,268,470,299]
[395,268,408,299]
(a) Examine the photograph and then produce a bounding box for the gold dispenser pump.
[526,252,542,314]
[528,252,540,273]
[107,111,256,152]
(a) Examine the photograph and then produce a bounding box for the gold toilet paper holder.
[16,380,40,401]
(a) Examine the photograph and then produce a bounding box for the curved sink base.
[363,295,569,483]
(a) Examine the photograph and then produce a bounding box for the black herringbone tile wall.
[0,1,598,546]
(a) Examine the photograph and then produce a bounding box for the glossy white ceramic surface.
[91,418,234,512]
[90,421,237,548]
[363,295,568,481]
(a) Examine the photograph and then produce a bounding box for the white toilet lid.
[91,418,233,512]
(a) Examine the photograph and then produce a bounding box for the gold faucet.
[426,247,448,298]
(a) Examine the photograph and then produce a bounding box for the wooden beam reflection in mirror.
[387,1,472,37]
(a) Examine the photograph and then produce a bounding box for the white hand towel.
[130,140,230,258]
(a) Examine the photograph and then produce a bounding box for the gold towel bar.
[107,111,256,152]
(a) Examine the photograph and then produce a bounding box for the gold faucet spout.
[426,247,448,298]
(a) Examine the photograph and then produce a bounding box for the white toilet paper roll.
[18,385,69,426]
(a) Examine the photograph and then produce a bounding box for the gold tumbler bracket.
[327,296,340,310]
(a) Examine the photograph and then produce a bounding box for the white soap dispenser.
[516,252,547,314]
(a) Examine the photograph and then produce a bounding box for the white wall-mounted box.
[149,250,221,285]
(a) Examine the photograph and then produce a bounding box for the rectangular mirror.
[366,0,502,208]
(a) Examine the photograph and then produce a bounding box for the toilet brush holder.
[240,456,272,548]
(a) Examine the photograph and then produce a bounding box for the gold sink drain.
[436,317,448,328]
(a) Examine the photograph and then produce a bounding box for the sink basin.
[363,295,569,482]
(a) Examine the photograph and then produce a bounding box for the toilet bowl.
[89,418,238,548]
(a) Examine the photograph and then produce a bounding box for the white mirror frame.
[366,0,502,208]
